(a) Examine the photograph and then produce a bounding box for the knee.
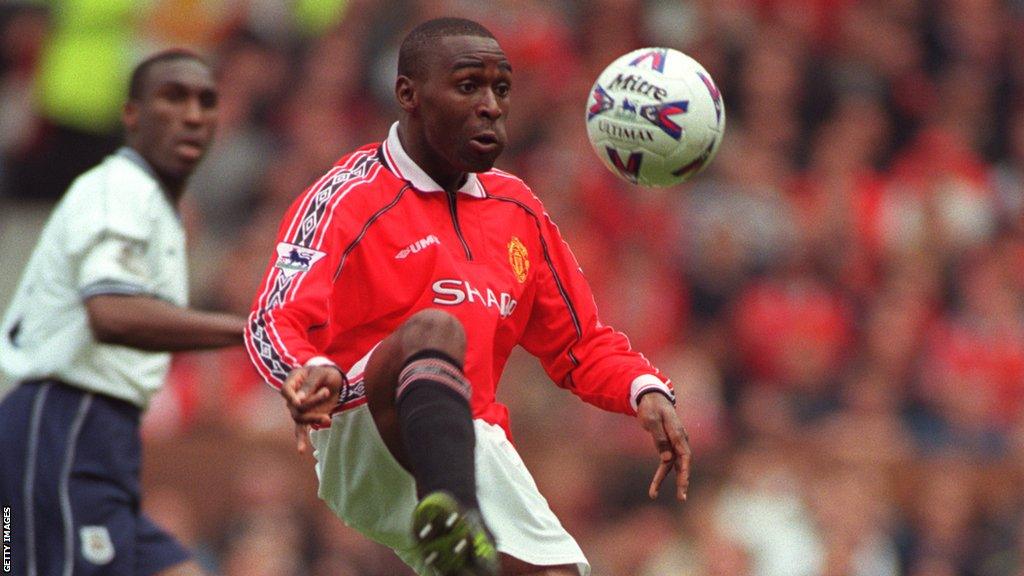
[399,309,466,357]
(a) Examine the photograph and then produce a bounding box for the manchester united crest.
[508,237,529,283]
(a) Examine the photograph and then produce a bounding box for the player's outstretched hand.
[637,391,691,501]
[280,365,345,453]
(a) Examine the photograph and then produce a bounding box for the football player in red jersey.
[246,17,689,576]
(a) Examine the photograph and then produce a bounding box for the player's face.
[123,59,218,189]
[418,35,511,173]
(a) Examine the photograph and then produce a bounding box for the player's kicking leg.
[363,309,499,575]
[412,491,497,575]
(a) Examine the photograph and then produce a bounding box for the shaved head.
[129,49,209,101]
[398,17,497,80]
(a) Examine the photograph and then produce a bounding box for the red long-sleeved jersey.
[246,124,673,438]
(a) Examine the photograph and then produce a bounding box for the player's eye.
[495,83,511,98]
[457,82,476,94]
[198,90,219,109]
[160,84,188,103]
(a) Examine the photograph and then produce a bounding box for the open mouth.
[469,132,500,154]
[472,132,498,145]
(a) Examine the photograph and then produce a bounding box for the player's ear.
[395,75,417,112]
[122,100,138,132]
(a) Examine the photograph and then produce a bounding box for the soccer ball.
[585,47,725,187]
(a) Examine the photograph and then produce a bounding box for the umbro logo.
[396,234,440,259]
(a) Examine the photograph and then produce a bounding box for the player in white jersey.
[0,50,245,576]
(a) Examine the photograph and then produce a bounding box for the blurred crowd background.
[2,0,1024,574]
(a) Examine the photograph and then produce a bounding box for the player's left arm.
[518,202,691,500]
[636,389,691,501]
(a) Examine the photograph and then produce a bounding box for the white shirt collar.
[116,146,177,211]
[117,147,160,185]
[381,122,486,198]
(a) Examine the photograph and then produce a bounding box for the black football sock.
[395,349,479,510]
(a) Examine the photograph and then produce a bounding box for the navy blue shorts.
[0,380,190,575]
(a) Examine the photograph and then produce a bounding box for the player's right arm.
[85,295,243,351]
[245,168,347,386]
[246,155,381,449]
[245,153,381,440]
[71,172,245,351]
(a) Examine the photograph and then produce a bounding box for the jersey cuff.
[304,356,338,368]
[303,356,349,395]
[630,374,675,412]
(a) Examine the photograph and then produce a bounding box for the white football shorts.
[309,349,590,575]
